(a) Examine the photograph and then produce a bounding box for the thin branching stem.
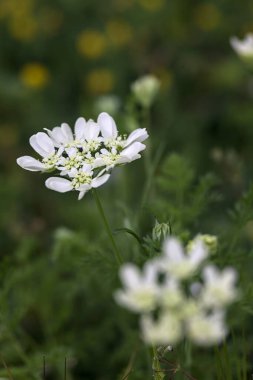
[92,189,123,265]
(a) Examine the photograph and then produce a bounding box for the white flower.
[131,75,160,108]
[186,311,227,346]
[159,278,184,309]
[114,261,159,313]
[199,265,238,308]
[230,34,253,59]
[94,112,148,171]
[160,237,208,280]
[17,112,149,199]
[17,132,62,172]
[141,311,182,345]
[45,164,110,200]
[115,234,239,349]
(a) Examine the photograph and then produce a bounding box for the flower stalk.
[92,189,123,266]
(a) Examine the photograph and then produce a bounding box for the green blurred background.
[1,0,253,379]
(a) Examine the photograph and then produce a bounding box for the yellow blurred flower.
[76,30,107,59]
[20,63,50,89]
[0,0,33,18]
[10,16,38,41]
[106,20,133,47]
[194,3,221,31]
[138,0,165,12]
[0,0,38,40]
[86,69,115,94]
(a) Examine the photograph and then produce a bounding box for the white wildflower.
[230,34,253,60]
[17,132,63,172]
[160,237,208,280]
[45,164,110,200]
[199,265,238,308]
[186,311,227,346]
[17,112,148,198]
[159,278,184,309]
[141,311,182,345]
[115,235,239,348]
[131,75,160,108]
[114,261,160,313]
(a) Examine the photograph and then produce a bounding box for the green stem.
[92,189,123,265]
[151,346,165,380]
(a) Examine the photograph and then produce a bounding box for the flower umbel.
[17,112,149,199]
[115,235,239,347]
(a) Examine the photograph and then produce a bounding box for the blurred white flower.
[186,311,227,346]
[141,311,182,345]
[17,112,148,198]
[230,34,253,59]
[159,278,184,308]
[160,237,208,279]
[131,75,160,108]
[199,265,238,308]
[114,262,160,313]
[115,235,239,348]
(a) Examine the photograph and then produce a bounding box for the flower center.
[71,171,92,189]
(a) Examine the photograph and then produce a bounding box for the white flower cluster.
[17,112,148,199]
[115,236,238,347]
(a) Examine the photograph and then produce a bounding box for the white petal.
[29,135,48,157]
[120,264,141,289]
[189,239,207,265]
[202,265,217,283]
[78,190,87,200]
[61,123,73,141]
[74,117,86,140]
[163,237,185,262]
[97,112,118,139]
[51,127,66,144]
[30,133,55,157]
[16,156,45,172]
[44,128,61,147]
[84,120,100,141]
[92,158,105,168]
[125,128,149,147]
[78,184,91,200]
[66,147,77,158]
[91,173,110,188]
[143,261,158,284]
[36,132,55,154]
[45,177,73,193]
[81,163,92,173]
[121,142,146,160]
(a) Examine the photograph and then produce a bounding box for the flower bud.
[188,234,218,255]
[152,220,171,242]
[131,75,160,108]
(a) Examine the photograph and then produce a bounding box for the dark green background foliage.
[0,0,253,378]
